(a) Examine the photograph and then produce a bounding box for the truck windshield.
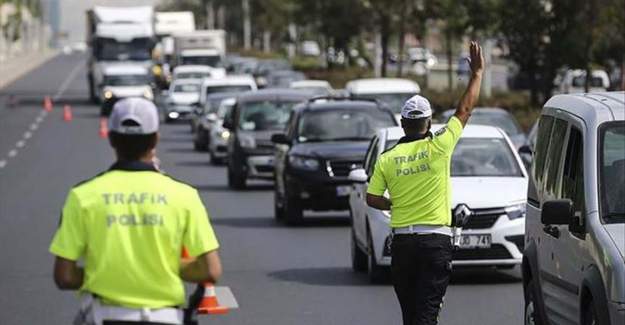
[96,38,152,61]
[181,56,222,67]
[238,101,297,131]
[104,75,149,86]
[600,122,625,223]
[298,109,396,142]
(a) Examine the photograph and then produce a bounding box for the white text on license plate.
[459,234,491,249]
[336,185,352,196]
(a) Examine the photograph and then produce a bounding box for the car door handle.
[543,225,560,238]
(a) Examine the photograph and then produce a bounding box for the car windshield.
[181,55,222,67]
[176,72,210,79]
[442,110,523,136]
[173,84,200,93]
[451,138,523,177]
[357,93,415,114]
[600,122,625,223]
[298,109,396,142]
[104,75,149,86]
[206,85,252,96]
[96,38,152,61]
[572,75,605,88]
[238,101,298,131]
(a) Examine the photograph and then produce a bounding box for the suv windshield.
[238,101,297,131]
[298,109,396,142]
[173,84,200,93]
[104,75,149,86]
[600,122,625,223]
[451,138,523,177]
[176,72,210,79]
[357,93,415,114]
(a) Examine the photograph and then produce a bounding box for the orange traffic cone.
[197,283,229,315]
[99,118,108,138]
[43,96,53,112]
[63,105,73,122]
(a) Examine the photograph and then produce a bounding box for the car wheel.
[582,298,597,325]
[284,193,303,226]
[227,166,246,189]
[351,227,367,272]
[524,279,544,325]
[367,230,386,283]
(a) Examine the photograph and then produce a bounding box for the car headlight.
[104,91,113,99]
[289,155,319,170]
[143,89,154,100]
[238,134,256,149]
[505,203,526,220]
[220,130,230,140]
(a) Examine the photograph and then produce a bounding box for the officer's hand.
[468,41,484,75]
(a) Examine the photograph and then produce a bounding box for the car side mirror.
[348,168,368,183]
[518,145,532,155]
[271,133,290,145]
[541,199,573,225]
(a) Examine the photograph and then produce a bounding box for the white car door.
[352,136,380,246]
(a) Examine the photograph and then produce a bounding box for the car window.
[561,127,585,216]
[173,83,200,93]
[297,109,396,142]
[531,115,555,202]
[364,137,379,177]
[451,138,523,177]
[542,118,568,201]
[600,122,625,223]
[238,100,297,131]
[176,72,210,79]
[206,85,252,96]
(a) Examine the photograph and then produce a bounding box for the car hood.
[450,177,528,209]
[604,224,625,260]
[170,93,199,105]
[290,141,370,160]
[105,86,150,98]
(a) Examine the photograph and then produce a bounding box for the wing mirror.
[348,168,368,183]
[271,133,290,145]
[541,199,573,225]
[518,145,532,155]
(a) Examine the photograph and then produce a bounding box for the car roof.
[544,91,624,123]
[173,65,213,73]
[382,124,506,142]
[346,78,420,94]
[102,64,148,75]
[290,80,332,88]
[236,88,313,102]
[202,75,256,87]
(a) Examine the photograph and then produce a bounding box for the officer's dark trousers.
[391,233,453,325]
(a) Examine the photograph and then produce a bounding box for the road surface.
[0,53,524,325]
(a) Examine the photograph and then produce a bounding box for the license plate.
[458,234,491,249]
[336,185,352,196]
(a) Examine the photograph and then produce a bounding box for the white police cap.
[400,95,432,119]
[109,98,159,134]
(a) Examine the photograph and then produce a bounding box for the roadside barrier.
[63,105,72,122]
[43,96,53,112]
[99,118,108,138]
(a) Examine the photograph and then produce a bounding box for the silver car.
[208,98,236,164]
[523,92,625,325]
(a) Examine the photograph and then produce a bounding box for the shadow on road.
[211,215,350,229]
[449,268,522,285]
[160,137,193,144]
[268,267,379,286]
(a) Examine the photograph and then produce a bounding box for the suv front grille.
[463,207,506,229]
[327,160,362,177]
[453,244,512,260]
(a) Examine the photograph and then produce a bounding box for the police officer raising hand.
[366,41,484,325]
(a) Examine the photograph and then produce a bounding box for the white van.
[523,92,624,325]
[199,75,257,106]
[346,78,420,121]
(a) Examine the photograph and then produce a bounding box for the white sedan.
[348,125,528,282]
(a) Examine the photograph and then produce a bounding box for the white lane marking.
[0,160,6,168]
[30,123,38,131]
[16,140,25,148]
[36,116,45,123]
[53,61,83,101]
[23,131,32,139]
[8,149,17,158]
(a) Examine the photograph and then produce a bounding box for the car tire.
[582,298,597,325]
[351,228,367,272]
[524,279,544,325]
[227,167,246,190]
[284,194,303,226]
[367,230,386,283]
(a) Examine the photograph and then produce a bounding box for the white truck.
[154,11,195,86]
[86,6,156,103]
[173,30,226,69]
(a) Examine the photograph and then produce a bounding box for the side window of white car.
[364,137,379,177]
[542,118,568,202]
[530,115,554,205]
[561,127,585,214]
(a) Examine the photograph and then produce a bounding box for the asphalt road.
[0,53,524,325]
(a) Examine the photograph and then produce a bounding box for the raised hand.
[468,41,484,75]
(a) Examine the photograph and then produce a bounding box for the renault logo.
[453,204,472,227]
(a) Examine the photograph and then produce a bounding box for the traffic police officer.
[49,97,222,325]
[366,42,484,325]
